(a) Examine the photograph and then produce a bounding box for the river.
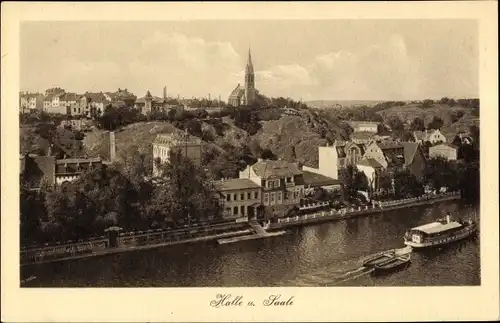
[21,201,480,287]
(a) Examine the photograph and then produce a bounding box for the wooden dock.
[217,221,287,244]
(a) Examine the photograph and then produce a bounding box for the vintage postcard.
[2,1,498,322]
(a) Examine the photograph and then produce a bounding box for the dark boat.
[373,253,411,274]
[362,246,412,268]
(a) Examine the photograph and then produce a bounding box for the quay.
[217,221,287,244]
[266,192,460,231]
[20,192,460,267]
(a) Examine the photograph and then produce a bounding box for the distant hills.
[305,100,390,109]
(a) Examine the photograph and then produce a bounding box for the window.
[267,181,273,189]
[240,193,244,200]
[270,192,275,205]
[254,191,259,199]
[241,205,245,215]
[225,208,231,214]
[275,179,280,187]
[233,193,237,201]
[247,192,251,199]
[277,192,282,204]
[233,206,238,215]
[226,194,231,202]
[286,177,292,183]
[264,193,269,205]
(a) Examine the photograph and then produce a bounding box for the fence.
[275,191,460,226]
[21,238,108,264]
[21,221,250,264]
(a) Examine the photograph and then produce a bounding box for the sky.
[20,20,479,101]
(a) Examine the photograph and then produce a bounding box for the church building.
[228,49,257,107]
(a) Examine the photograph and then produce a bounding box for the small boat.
[373,253,411,274]
[362,246,412,267]
[404,213,477,249]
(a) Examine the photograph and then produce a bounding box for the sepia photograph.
[19,18,481,288]
[2,1,498,322]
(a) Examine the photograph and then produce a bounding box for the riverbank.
[20,192,460,267]
[267,192,460,230]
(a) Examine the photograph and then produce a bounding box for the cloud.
[253,34,424,100]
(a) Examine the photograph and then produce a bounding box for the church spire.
[246,47,254,74]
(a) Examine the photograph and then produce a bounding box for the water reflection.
[22,201,479,287]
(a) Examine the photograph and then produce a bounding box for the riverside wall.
[266,192,460,230]
[21,192,460,266]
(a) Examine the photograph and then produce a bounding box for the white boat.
[404,214,477,248]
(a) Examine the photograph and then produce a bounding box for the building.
[356,158,385,192]
[79,92,110,118]
[359,141,427,190]
[20,93,44,113]
[134,89,171,115]
[301,170,342,196]
[20,154,103,188]
[336,141,366,169]
[152,132,202,177]
[413,129,447,145]
[105,88,137,108]
[303,143,340,180]
[228,49,257,107]
[350,131,376,145]
[214,178,262,221]
[59,119,94,131]
[429,144,458,161]
[54,157,103,185]
[347,121,379,133]
[239,159,305,220]
[43,91,67,114]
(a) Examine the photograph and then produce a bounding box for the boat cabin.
[405,221,465,244]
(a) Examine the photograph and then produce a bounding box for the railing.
[275,191,460,226]
[20,238,108,264]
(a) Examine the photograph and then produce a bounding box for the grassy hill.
[375,102,479,140]
[81,107,351,172]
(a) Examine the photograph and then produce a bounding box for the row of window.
[226,191,259,202]
[225,205,256,217]
[262,189,302,206]
[263,176,294,189]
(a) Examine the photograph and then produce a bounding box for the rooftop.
[214,178,260,191]
[357,158,384,169]
[302,171,342,187]
[251,159,303,179]
[412,221,463,235]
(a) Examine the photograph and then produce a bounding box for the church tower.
[244,48,256,106]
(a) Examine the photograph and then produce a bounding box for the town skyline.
[21,20,478,102]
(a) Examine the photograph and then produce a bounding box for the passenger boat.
[404,214,477,249]
[362,246,412,268]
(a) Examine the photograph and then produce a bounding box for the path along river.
[22,200,479,287]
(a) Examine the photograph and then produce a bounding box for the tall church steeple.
[244,47,255,106]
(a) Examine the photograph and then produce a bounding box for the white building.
[152,132,202,177]
[302,142,339,180]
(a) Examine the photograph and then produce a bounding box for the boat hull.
[404,225,477,249]
[373,255,411,275]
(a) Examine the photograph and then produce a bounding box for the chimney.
[163,86,167,100]
[109,131,116,163]
[208,93,211,101]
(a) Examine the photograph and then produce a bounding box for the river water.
[22,201,480,287]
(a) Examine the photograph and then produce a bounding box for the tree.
[393,169,424,198]
[185,119,203,138]
[151,149,222,225]
[340,165,368,200]
[376,169,393,194]
[423,157,459,193]
[410,117,426,131]
[427,116,444,130]
[421,99,434,109]
[261,148,277,160]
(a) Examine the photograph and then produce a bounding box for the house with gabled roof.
[358,141,427,192]
[413,129,446,145]
[239,158,305,220]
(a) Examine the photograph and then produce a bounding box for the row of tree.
[20,150,222,246]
